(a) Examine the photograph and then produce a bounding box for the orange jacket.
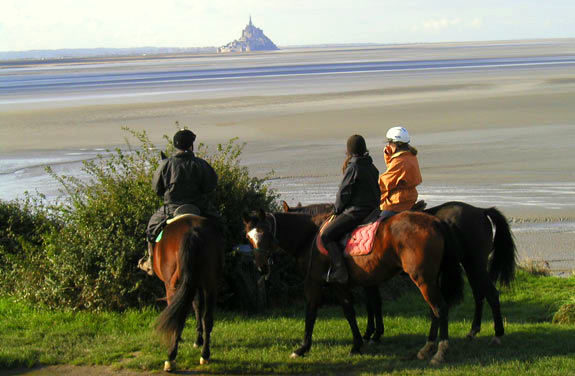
[379,150,422,211]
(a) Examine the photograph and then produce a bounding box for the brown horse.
[281,200,517,345]
[243,210,464,364]
[154,214,224,371]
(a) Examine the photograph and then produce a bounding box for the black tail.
[155,227,202,346]
[437,221,465,307]
[485,207,517,287]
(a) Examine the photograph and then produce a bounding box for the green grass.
[1,270,574,375]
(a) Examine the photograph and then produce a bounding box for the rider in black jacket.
[138,129,218,275]
[321,135,380,284]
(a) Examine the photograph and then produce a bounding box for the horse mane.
[284,201,335,216]
[280,201,334,226]
[310,212,332,226]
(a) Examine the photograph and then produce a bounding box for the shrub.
[519,258,551,277]
[553,300,575,325]
[0,199,56,293]
[0,128,280,311]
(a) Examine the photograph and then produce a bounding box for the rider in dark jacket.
[138,129,218,275]
[321,135,380,284]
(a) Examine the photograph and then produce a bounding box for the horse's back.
[426,201,493,263]
[156,215,223,286]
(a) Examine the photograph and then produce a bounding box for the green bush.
[0,199,56,293]
[553,298,575,325]
[0,128,281,311]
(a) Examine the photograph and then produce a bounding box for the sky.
[1,0,574,51]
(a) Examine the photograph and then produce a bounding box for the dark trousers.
[380,210,397,220]
[321,208,372,245]
[146,204,179,242]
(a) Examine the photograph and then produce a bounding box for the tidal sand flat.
[1,40,574,272]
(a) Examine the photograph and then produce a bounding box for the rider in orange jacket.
[379,126,422,213]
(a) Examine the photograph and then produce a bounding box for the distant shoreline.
[2,37,574,65]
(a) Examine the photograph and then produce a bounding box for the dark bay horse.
[153,214,224,371]
[281,200,517,345]
[243,210,464,364]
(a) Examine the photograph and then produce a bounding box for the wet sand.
[1,41,574,272]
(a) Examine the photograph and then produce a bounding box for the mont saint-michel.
[218,17,279,53]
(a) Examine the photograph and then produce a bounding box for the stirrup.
[138,257,154,276]
[138,242,155,276]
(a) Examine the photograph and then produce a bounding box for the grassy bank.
[1,271,574,375]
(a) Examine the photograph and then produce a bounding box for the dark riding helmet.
[173,129,196,150]
[346,134,367,156]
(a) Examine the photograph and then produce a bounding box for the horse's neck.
[275,213,317,261]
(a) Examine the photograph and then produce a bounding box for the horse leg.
[364,286,384,342]
[291,279,322,358]
[334,287,363,355]
[417,308,439,360]
[199,290,216,365]
[429,302,451,365]
[483,278,504,345]
[411,277,449,364]
[465,267,485,340]
[371,287,384,342]
[193,290,205,348]
[164,324,184,372]
[363,286,376,341]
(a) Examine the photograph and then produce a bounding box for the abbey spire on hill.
[218,17,279,53]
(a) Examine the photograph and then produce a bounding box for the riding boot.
[324,241,349,284]
[138,241,155,276]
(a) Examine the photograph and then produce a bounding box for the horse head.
[242,209,278,278]
[280,200,303,212]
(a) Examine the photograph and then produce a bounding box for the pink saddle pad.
[317,217,383,257]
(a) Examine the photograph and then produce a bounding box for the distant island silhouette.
[218,17,279,53]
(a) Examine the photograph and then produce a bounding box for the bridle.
[250,212,279,281]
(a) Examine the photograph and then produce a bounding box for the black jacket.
[334,155,380,215]
[152,151,218,207]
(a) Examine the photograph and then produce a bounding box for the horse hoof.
[417,341,436,360]
[466,329,480,340]
[430,356,443,366]
[290,352,300,359]
[199,356,209,365]
[429,340,448,365]
[164,360,175,372]
[489,336,502,346]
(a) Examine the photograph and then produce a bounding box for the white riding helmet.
[386,126,410,143]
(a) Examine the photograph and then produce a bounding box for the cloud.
[423,18,461,31]
[421,17,483,32]
[471,17,483,28]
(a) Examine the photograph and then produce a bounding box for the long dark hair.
[342,135,369,173]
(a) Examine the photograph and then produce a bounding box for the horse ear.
[241,212,251,224]
[281,200,289,212]
[296,202,302,208]
[160,151,167,160]
[257,209,266,220]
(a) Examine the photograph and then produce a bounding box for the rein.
[267,212,278,241]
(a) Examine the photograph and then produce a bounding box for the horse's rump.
[154,216,224,366]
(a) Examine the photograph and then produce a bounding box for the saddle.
[156,204,203,242]
[315,201,426,257]
[316,209,392,257]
